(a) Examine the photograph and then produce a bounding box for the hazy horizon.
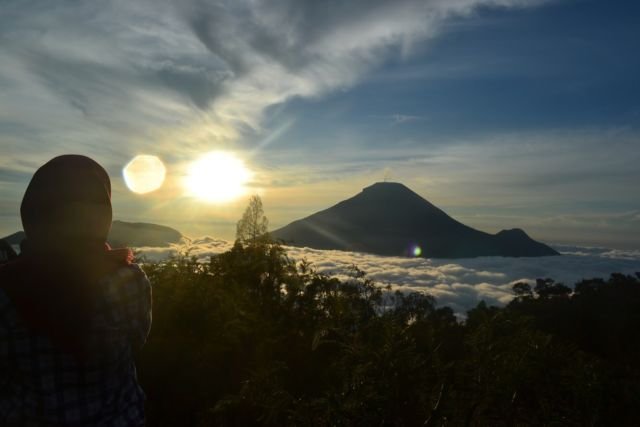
[2,179,640,251]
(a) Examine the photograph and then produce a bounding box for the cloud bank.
[0,0,548,159]
[138,239,640,314]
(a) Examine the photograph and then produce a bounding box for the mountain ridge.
[1,220,183,249]
[272,182,559,258]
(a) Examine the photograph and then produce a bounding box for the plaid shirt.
[0,264,151,427]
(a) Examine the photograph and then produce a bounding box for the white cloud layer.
[138,239,640,314]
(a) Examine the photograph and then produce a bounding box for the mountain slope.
[1,220,182,249]
[272,182,559,258]
[107,220,182,247]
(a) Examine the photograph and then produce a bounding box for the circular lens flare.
[412,245,422,257]
[185,151,252,203]
[123,155,166,194]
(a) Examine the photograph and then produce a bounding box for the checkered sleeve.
[1,265,150,426]
[0,291,8,360]
[0,291,11,419]
[119,264,152,352]
[0,290,10,381]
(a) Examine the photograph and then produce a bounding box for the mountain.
[107,220,182,247]
[272,182,559,258]
[1,220,183,249]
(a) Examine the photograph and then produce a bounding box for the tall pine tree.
[236,195,269,246]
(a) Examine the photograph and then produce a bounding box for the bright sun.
[185,151,252,202]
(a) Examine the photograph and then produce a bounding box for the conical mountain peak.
[363,181,411,191]
[272,182,558,258]
[361,182,425,199]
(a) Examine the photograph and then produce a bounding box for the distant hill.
[107,220,182,247]
[272,182,559,258]
[1,220,183,249]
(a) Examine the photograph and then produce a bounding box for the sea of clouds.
[137,238,640,315]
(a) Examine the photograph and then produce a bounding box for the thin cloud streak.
[0,0,549,157]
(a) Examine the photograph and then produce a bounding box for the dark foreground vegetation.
[138,240,640,426]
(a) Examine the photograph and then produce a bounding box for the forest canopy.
[137,197,640,426]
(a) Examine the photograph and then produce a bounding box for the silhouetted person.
[0,155,151,426]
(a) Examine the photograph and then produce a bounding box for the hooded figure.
[0,155,151,427]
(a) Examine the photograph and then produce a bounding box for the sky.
[1,0,639,249]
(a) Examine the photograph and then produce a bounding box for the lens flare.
[412,245,422,257]
[123,155,166,194]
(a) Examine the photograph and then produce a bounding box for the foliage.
[137,243,640,426]
[236,195,270,246]
[137,197,640,425]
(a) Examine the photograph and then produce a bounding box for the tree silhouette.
[136,199,640,427]
[512,281,533,300]
[236,195,269,246]
[533,278,571,299]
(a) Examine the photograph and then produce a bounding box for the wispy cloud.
[391,114,424,124]
[370,114,426,125]
[0,0,549,161]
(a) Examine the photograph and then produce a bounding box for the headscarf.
[0,155,132,358]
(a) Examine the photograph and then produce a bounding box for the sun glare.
[123,155,166,194]
[186,151,252,202]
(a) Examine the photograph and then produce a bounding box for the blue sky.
[1,0,639,248]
